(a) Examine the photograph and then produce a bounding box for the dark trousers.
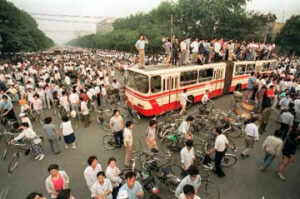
[259,122,268,134]
[114,130,123,147]
[215,151,225,177]
[97,94,101,107]
[112,185,121,199]
[280,123,289,140]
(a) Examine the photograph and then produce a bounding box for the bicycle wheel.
[227,137,237,151]
[161,164,184,193]
[160,138,178,154]
[102,134,116,150]
[139,153,153,170]
[8,153,20,174]
[221,154,237,167]
[227,125,243,138]
[132,138,141,154]
[2,142,10,160]
[199,180,220,199]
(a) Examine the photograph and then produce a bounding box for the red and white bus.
[125,60,277,116]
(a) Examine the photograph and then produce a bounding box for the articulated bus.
[125,60,277,116]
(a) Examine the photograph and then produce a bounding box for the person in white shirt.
[179,89,191,115]
[12,122,44,160]
[178,116,194,140]
[69,90,80,117]
[201,90,209,105]
[180,39,188,65]
[65,75,71,91]
[19,112,33,129]
[84,156,103,192]
[206,127,229,177]
[178,184,201,199]
[175,166,201,197]
[60,91,70,113]
[181,140,195,172]
[260,130,283,171]
[241,117,259,158]
[105,157,122,199]
[80,97,91,128]
[91,171,113,199]
[190,38,199,62]
[60,116,76,149]
[124,121,134,167]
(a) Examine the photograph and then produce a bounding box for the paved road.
[0,94,299,199]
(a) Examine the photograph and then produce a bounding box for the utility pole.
[170,14,174,43]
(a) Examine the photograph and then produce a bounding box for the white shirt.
[175,175,201,197]
[123,128,133,147]
[214,134,229,152]
[65,76,71,85]
[201,94,209,104]
[91,179,113,199]
[244,123,259,140]
[180,93,188,105]
[190,41,199,53]
[178,121,190,138]
[105,166,122,188]
[180,147,195,170]
[84,164,103,191]
[14,128,37,141]
[69,93,79,104]
[81,101,89,115]
[60,121,74,136]
[178,194,201,199]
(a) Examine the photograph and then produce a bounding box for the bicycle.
[102,133,141,154]
[120,157,156,197]
[198,164,221,199]
[7,140,30,174]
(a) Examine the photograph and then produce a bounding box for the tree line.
[68,0,299,56]
[0,0,54,53]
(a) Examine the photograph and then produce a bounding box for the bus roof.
[128,59,278,76]
[128,62,226,76]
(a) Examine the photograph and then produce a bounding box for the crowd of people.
[0,45,299,199]
[241,57,300,181]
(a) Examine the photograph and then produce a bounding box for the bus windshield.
[127,71,149,94]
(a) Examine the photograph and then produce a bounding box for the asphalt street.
[0,93,299,199]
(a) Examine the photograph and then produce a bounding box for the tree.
[0,0,54,53]
[275,15,300,56]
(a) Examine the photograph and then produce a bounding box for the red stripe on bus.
[128,88,223,116]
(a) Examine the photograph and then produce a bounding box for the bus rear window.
[127,71,149,94]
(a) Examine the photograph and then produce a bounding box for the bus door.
[212,68,224,96]
[162,75,179,112]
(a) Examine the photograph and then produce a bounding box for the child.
[202,90,209,105]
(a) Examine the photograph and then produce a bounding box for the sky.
[7,0,300,44]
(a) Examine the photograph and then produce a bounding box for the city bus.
[125,60,277,116]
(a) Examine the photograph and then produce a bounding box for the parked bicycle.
[102,133,141,154]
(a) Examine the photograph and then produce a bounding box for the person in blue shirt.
[0,95,17,121]
[117,171,143,199]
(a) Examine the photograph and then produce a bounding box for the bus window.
[151,76,161,93]
[127,71,149,94]
[235,64,246,75]
[163,79,166,91]
[262,62,270,71]
[246,64,255,74]
[199,68,213,82]
[180,70,198,87]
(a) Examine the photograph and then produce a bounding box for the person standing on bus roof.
[162,37,172,67]
[179,89,191,115]
[135,35,148,69]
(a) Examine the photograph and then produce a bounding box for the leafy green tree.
[275,15,300,56]
[0,0,54,53]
